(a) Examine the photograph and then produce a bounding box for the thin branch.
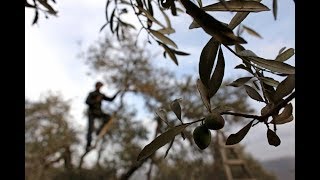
[221,111,260,119]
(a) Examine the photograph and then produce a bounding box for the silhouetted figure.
[85,81,120,151]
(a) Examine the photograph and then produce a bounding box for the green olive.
[193,124,211,150]
[204,111,225,130]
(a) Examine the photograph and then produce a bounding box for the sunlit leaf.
[150,29,177,48]
[208,48,225,98]
[170,99,182,121]
[259,77,280,87]
[137,124,189,161]
[203,1,269,12]
[197,79,211,112]
[199,38,220,88]
[275,48,294,62]
[245,56,295,74]
[180,0,246,45]
[226,120,254,145]
[274,75,295,102]
[242,25,262,39]
[267,129,281,146]
[271,103,293,124]
[228,77,252,87]
[244,85,264,102]
[273,0,278,20]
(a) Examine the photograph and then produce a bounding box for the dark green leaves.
[203,1,269,12]
[226,120,254,145]
[137,124,189,161]
[244,85,264,102]
[267,129,281,146]
[199,38,220,88]
[170,99,182,122]
[274,75,295,102]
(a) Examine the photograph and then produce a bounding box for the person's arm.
[102,90,121,102]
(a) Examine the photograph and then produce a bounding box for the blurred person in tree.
[85,81,121,150]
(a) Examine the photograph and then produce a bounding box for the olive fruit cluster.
[193,111,225,150]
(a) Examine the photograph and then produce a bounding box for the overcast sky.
[25,0,295,162]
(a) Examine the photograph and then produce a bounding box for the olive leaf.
[242,25,262,39]
[137,124,189,161]
[160,43,178,65]
[150,29,177,48]
[228,77,252,87]
[245,56,295,74]
[226,120,254,145]
[180,0,246,45]
[170,99,182,122]
[208,48,225,98]
[275,48,294,62]
[271,103,293,125]
[272,0,278,20]
[274,75,295,102]
[259,77,280,87]
[203,1,269,12]
[199,38,220,88]
[156,109,169,126]
[244,85,264,102]
[136,6,166,28]
[267,129,281,146]
[197,79,211,112]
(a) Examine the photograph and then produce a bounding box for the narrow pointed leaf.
[150,29,177,48]
[259,77,280,87]
[180,0,246,45]
[278,47,286,55]
[160,10,172,28]
[203,1,269,12]
[208,48,225,98]
[197,0,202,7]
[238,50,258,57]
[110,9,116,33]
[271,103,293,124]
[244,85,264,102]
[228,0,262,30]
[199,38,220,88]
[156,109,169,126]
[32,10,39,25]
[267,129,281,146]
[252,80,260,90]
[137,124,189,161]
[226,120,254,145]
[246,56,295,74]
[242,25,262,39]
[172,49,190,56]
[170,99,182,121]
[272,0,278,20]
[189,20,200,29]
[157,28,175,35]
[228,77,252,87]
[164,137,175,158]
[275,48,294,62]
[235,44,245,53]
[197,79,211,112]
[161,43,178,65]
[274,75,295,102]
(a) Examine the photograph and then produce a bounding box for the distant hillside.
[261,157,295,180]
